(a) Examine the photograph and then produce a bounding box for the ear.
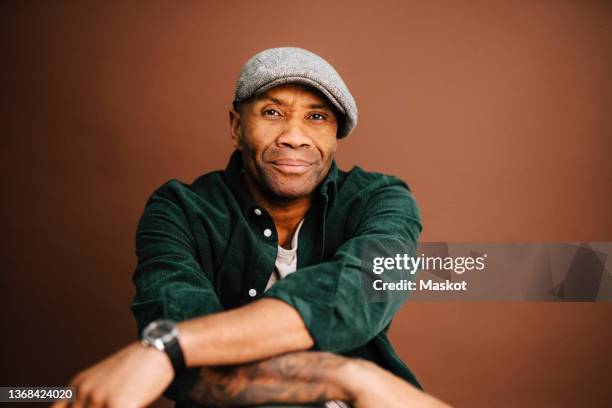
[229,108,242,150]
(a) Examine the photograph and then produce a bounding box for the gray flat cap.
[233,47,358,138]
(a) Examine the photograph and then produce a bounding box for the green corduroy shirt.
[130,149,423,406]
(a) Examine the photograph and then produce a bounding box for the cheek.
[244,123,279,152]
[318,137,337,159]
[329,139,338,154]
[240,126,265,153]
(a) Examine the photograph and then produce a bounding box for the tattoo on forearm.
[187,351,352,407]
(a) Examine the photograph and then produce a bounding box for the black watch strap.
[164,337,186,374]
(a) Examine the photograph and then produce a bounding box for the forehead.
[253,83,334,109]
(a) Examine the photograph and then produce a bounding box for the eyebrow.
[257,96,332,111]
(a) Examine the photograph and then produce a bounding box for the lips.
[270,158,313,174]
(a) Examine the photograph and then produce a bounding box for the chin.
[265,178,316,200]
[271,185,314,200]
[262,172,318,200]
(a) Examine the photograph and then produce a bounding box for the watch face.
[144,320,178,344]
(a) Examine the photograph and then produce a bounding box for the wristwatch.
[141,319,186,374]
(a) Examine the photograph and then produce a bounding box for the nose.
[275,116,312,149]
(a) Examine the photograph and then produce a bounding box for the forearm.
[188,351,354,407]
[178,298,313,367]
[187,351,452,408]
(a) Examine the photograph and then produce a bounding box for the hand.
[51,341,174,408]
[340,359,452,408]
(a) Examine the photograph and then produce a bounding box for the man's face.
[230,83,339,200]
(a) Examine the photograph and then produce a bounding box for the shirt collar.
[223,149,338,217]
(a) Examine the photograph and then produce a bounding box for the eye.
[262,109,281,116]
[309,113,326,120]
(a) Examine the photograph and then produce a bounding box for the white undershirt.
[264,219,349,408]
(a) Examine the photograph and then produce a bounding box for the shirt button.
[248,288,257,297]
[254,208,262,216]
[263,228,272,237]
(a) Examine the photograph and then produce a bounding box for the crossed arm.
[188,349,353,406]
[52,297,447,408]
[179,299,448,407]
[189,349,449,408]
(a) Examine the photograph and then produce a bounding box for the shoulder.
[336,165,417,210]
[334,165,421,223]
[145,169,230,212]
[338,165,411,193]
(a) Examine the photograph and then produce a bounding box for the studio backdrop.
[1,1,611,407]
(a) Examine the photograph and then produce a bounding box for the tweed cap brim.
[233,47,358,138]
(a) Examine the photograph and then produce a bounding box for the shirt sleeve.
[262,178,422,353]
[130,184,224,402]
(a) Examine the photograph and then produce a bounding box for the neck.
[242,172,312,249]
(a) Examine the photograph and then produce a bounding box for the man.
[54,47,448,408]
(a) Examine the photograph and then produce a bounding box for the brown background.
[2,1,611,407]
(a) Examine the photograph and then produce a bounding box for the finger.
[52,378,81,408]
[84,389,107,408]
[70,382,91,408]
